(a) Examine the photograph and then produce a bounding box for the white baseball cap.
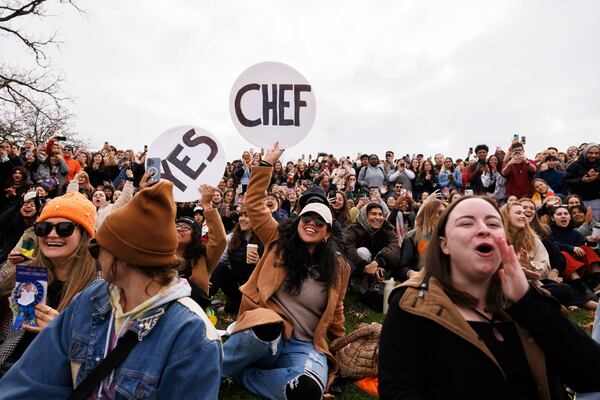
[299,203,332,226]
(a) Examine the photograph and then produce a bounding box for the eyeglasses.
[176,224,192,233]
[34,221,79,237]
[88,238,100,259]
[300,213,327,228]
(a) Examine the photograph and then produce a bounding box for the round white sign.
[147,125,227,202]
[229,61,316,149]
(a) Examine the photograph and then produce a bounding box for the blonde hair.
[78,171,95,194]
[415,199,446,242]
[519,198,551,237]
[500,202,536,253]
[125,149,137,163]
[35,230,97,311]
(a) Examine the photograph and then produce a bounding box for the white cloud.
[11,0,600,163]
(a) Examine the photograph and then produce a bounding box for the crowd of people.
[0,135,599,399]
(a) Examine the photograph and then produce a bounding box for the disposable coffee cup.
[246,244,259,264]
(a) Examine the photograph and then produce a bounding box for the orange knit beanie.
[37,192,96,237]
[95,181,178,267]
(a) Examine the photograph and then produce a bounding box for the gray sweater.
[358,165,386,189]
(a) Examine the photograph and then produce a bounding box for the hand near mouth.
[496,236,529,303]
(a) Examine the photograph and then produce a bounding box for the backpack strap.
[67,330,138,400]
[67,304,169,400]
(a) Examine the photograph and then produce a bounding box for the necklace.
[470,307,493,322]
[471,307,504,342]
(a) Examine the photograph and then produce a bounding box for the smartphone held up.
[145,157,161,183]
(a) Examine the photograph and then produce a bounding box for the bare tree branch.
[0,0,82,145]
[0,0,78,66]
[0,25,57,64]
[1,101,76,145]
[0,0,47,23]
[0,66,66,116]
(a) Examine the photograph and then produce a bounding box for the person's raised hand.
[585,206,594,224]
[263,142,284,166]
[138,172,158,189]
[199,184,215,206]
[4,186,16,197]
[7,251,28,264]
[518,248,531,269]
[424,189,441,203]
[496,236,529,302]
[370,191,381,203]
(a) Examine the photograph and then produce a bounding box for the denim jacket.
[0,280,222,399]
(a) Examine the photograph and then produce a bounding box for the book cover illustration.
[10,265,48,330]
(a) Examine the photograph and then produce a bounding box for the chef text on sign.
[234,84,311,127]
[229,61,316,149]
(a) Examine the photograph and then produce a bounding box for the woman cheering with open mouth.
[379,196,600,400]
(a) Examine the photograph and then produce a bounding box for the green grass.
[215,291,383,399]
[214,291,594,399]
[567,307,595,335]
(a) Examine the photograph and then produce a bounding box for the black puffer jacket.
[344,207,401,275]
[564,143,600,200]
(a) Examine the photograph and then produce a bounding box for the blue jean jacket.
[0,280,222,399]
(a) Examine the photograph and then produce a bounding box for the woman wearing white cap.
[222,143,351,400]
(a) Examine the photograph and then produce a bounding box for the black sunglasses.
[88,238,100,259]
[34,221,79,237]
[300,213,327,228]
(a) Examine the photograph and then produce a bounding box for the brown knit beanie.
[96,181,178,267]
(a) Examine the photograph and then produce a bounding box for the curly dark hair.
[275,217,340,295]
[180,222,206,278]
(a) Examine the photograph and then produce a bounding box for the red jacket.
[502,159,537,198]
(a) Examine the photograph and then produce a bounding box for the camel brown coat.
[232,166,350,387]
[189,207,227,294]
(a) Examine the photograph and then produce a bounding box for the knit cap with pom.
[95,181,178,267]
[37,192,96,237]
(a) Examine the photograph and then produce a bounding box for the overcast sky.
[7,0,600,162]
